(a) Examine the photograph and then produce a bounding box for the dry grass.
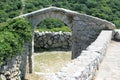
[34,51,71,73]
[25,73,45,80]
[26,51,71,80]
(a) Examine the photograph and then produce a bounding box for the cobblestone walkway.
[95,40,120,80]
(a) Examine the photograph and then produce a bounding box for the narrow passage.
[95,40,120,80]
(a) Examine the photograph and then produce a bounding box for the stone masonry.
[0,44,28,80]
[0,56,21,80]
[34,31,71,52]
[46,30,113,80]
[0,7,116,80]
[114,29,120,41]
[20,7,115,59]
[1,30,119,80]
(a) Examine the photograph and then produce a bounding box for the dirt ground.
[25,51,71,80]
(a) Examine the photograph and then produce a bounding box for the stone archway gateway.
[20,7,115,73]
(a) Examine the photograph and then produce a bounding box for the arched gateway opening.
[34,18,71,52]
[31,11,73,73]
[20,7,115,73]
[34,18,72,73]
[25,7,75,73]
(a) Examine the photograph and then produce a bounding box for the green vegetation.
[0,0,120,28]
[24,0,120,28]
[0,0,120,65]
[0,18,32,66]
[36,26,71,32]
[37,18,65,29]
[36,18,71,32]
[0,0,22,23]
[34,51,71,72]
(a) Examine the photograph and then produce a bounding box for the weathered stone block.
[114,30,120,41]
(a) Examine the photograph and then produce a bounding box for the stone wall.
[0,44,28,80]
[34,31,72,52]
[46,30,113,80]
[0,56,22,80]
[0,30,114,80]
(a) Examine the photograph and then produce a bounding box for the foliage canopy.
[0,0,22,23]
[24,0,120,28]
[0,0,120,28]
[36,18,71,32]
[0,18,32,66]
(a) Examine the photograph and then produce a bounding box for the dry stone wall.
[34,31,72,52]
[0,56,21,80]
[46,30,113,80]
[0,44,28,80]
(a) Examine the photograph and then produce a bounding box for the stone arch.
[23,7,74,28]
[20,7,115,73]
[33,12,73,28]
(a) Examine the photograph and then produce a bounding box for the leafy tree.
[0,0,120,28]
[0,0,22,23]
[0,10,8,23]
[86,0,97,8]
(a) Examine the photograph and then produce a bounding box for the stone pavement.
[95,40,120,80]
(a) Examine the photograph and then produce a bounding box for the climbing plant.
[0,18,32,66]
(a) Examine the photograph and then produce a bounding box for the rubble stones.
[0,56,22,80]
[34,31,72,51]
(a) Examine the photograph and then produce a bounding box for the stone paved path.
[95,40,120,80]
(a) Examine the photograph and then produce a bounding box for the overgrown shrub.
[0,18,32,66]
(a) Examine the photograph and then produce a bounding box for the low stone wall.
[0,56,22,80]
[34,31,72,51]
[0,44,28,80]
[46,30,113,80]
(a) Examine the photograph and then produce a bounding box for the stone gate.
[20,7,115,73]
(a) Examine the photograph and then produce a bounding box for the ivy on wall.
[0,18,32,66]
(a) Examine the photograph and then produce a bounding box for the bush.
[52,26,71,32]
[36,26,71,32]
[37,18,65,29]
[35,18,71,32]
[0,18,32,66]
[0,0,22,23]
